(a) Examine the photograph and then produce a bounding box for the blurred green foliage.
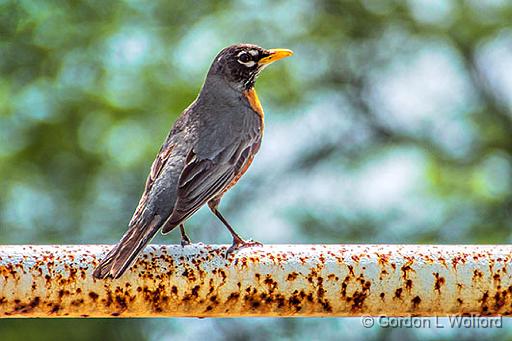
[1,0,512,339]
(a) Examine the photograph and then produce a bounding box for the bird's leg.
[179,224,191,246]
[208,199,262,255]
[211,207,244,247]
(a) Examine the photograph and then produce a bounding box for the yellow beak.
[259,48,294,65]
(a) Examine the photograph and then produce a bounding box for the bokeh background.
[1,0,512,339]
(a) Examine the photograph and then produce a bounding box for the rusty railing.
[0,244,510,317]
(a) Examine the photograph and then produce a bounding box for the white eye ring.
[238,60,256,67]
[237,51,256,67]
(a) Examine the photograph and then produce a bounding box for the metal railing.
[0,244,509,317]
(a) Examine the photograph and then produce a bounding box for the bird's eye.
[238,52,251,63]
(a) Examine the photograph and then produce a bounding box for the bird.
[93,43,293,279]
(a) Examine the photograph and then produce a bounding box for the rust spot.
[405,279,413,290]
[473,269,483,280]
[288,295,301,309]
[395,288,403,299]
[321,300,332,312]
[250,300,260,309]
[287,272,298,281]
[263,275,278,290]
[317,287,325,300]
[89,292,99,301]
[347,265,355,276]
[226,292,240,302]
[13,297,41,314]
[349,278,371,311]
[115,295,128,310]
[481,291,489,304]
[401,263,415,280]
[327,273,338,281]
[71,299,84,306]
[340,276,349,297]
[433,273,445,293]
[350,290,368,311]
[480,291,489,313]
[380,292,385,300]
[377,252,390,265]
[191,285,200,298]
[30,297,40,308]
[412,296,421,308]
[306,293,313,303]
[451,255,464,269]
[493,291,505,310]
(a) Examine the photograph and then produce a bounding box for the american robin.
[93,43,293,279]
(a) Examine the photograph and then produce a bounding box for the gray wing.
[129,116,191,229]
[162,143,250,228]
[162,107,261,232]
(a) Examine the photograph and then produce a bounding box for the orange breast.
[243,88,264,132]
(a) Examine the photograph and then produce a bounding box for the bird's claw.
[180,235,192,247]
[225,238,262,256]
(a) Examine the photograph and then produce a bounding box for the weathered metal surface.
[0,244,511,317]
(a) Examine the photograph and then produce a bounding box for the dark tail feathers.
[93,215,163,279]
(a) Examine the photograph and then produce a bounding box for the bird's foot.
[226,238,263,256]
[180,235,192,247]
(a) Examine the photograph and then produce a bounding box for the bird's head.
[206,44,293,92]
